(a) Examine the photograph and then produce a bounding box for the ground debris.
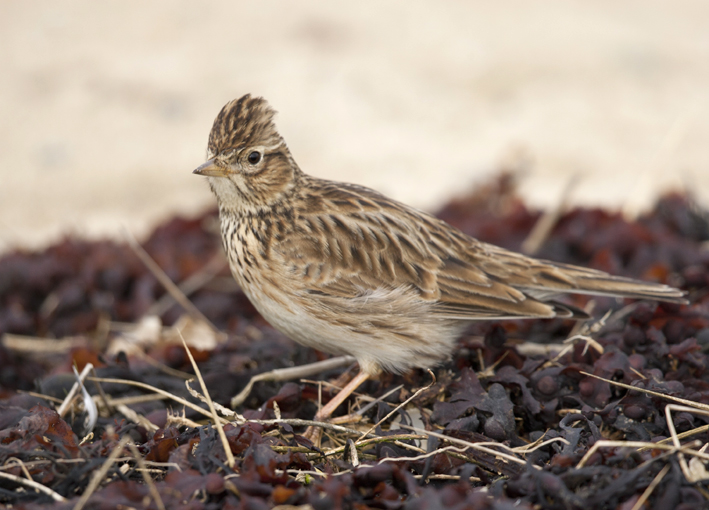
[1,175,709,508]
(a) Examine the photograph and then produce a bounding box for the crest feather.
[208,94,281,154]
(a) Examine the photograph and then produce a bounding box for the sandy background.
[1,1,707,253]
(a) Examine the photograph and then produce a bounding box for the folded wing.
[274,180,686,321]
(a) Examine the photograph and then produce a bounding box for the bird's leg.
[314,370,370,421]
[303,370,370,444]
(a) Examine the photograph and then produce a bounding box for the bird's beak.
[193,158,230,177]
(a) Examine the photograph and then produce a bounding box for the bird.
[193,94,687,429]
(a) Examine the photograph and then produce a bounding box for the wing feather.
[272,179,686,322]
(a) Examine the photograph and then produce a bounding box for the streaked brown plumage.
[194,94,686,380]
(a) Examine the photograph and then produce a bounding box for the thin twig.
[355,384,404,416]
[252,418,375,437]
[20,391,64,404]
[127,443,166,510]
[398,424,537,471]
[105,393,170,406]
[147,253,226,317]
[664,404,709,482]
[631,464,670,510]
[521,174,578,255]
[319,434,427,459]
[180,334,235,468]
[1,334,88,354]
[57,363,93,417]
[576,439,709,469]
[115,404,159,432]
[515,342,567,357]
[512,436,570,454]
[86,377,376,438]
[579,371,709,412]
[357,370,435,441]
[377,444,469,464]
[0,457,182,472]
[88,376,228,424]
[133,349,195,380]
[166,409,203,429]
[89,366,113,415]
[271,434,428,458]
[73,435,130,510]
[186,379,245,423]
[391,440,427,455]
[4,457,34,483]
[230,356,355,408]
[0,471,68,502]
[124,230,217,331]
[72,365,98,435]
[639,424,709,451]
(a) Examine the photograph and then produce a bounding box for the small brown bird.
[194,94,686,423]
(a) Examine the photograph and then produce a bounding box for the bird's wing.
[476,243,686,303]
[274,181,598,320]
[274,180,685,320]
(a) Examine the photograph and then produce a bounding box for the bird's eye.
[247,151,262,165]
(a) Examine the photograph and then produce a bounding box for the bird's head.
[194,94,301,214]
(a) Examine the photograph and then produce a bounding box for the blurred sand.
[1,1,707,252]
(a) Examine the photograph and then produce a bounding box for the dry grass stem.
[133,348,195,379]
[377,444,469,464]
[272,434,427,459]
[344,439,359,467]
[576,440,709,469]
[105,393,169,407]
[321,434,427,459]
[639,424,709,451]
[72,365,98,434]
[4,457,33,482]
[115,404,159,432]
[21,391,63,404]
[124,230,218,332]
[186,379,245,423]
[391,440,427,455]
[1,334,88,354]
[664,404,709,482]
[147,253,226,317]
[416,473,479,481]
[73,435,130,510]
[230,356,355,408]
[0,457,182,472]
[89,366,113,415]
[166,408,202,429]
[180,334,235,468]
[57,362,93,417]
[329,413,363,426]
[357,370,435,441]
[512,436,570,454]
[515,342,566,357]
[521,174,578,255]
[88,376,229,424]
[564,334,604,356]
[355,384,404,416]
[630,464,671,510]
[398,424,537,471]
[127,442,166,510]
[254,418,373,437]
[0,471,68,503]
[579,371,709,412]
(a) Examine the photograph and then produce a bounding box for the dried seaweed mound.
[1,174,709,509]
